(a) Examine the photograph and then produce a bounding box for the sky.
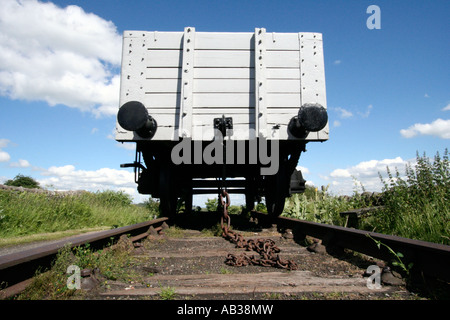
[0,0,449,206]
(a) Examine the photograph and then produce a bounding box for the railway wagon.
[115,27,329,217]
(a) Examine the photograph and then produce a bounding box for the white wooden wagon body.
[115,27,329,217]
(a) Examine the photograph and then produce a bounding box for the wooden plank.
[193,79,255,93]
[193,93,255,108]
[145,79,181,93]
[145,67,181,79]
[194,50,253,68]
[267,79,300,93]
[194,68,254,79]
[266,93,301,107]
[266,68,300,79]
[267,107,298,114]
[142,93,180,107]
[265,32,299,50]
[195,32,254,50]
[147,49,182,67]
[146,31,184,49]
[266,51,299,68]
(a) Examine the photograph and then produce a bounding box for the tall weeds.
[373,149,449,244]
[282,186,363,226]
[282,149,449,245]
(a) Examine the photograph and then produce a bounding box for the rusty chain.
[219,189,298,271]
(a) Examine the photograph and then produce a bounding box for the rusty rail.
[0,217,168,298]
[251,211,450,283]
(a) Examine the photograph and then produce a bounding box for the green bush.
[4,174,40,189]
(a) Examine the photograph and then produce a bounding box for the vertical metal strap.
[298,32,304,112]
[179,27,195,138]
[255,28,267,138]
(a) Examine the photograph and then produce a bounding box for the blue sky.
[0,0,449,205]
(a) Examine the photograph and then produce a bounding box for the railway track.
[1,211,449,300]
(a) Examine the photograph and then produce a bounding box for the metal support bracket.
[120,148,146,183]
[214,116,233,137]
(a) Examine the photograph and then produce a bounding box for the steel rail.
[251,211,450,282]
[0,217,168,297]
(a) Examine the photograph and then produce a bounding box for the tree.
[4,174,40,189]
[205,198,218,212]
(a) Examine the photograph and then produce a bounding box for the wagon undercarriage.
[121,139,307,217]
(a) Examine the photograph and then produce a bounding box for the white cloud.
[0,0,122,117]
[295,166,310,175]
[333,60,341,65]
[37,164,149,202]
[0,151,10,162]
[424,93,430,98]
[0,139,10,149]
[400,118,450,139]
[0,139,11,162]
[326,157,409,195]
[358,104,373,118]
[330,168,351,178]
[10,159,31,168]
[41,165,133,188]
[442,103,450,111]
[334,107,353,119]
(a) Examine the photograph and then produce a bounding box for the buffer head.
[117,101,157,138]
[288,103,328,138]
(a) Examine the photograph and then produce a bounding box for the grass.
[0,227,109,248]
[15,241,136,300]
[0,189,158,244]
[159,286,177,300]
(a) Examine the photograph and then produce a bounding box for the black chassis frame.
[126,139,307,217]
